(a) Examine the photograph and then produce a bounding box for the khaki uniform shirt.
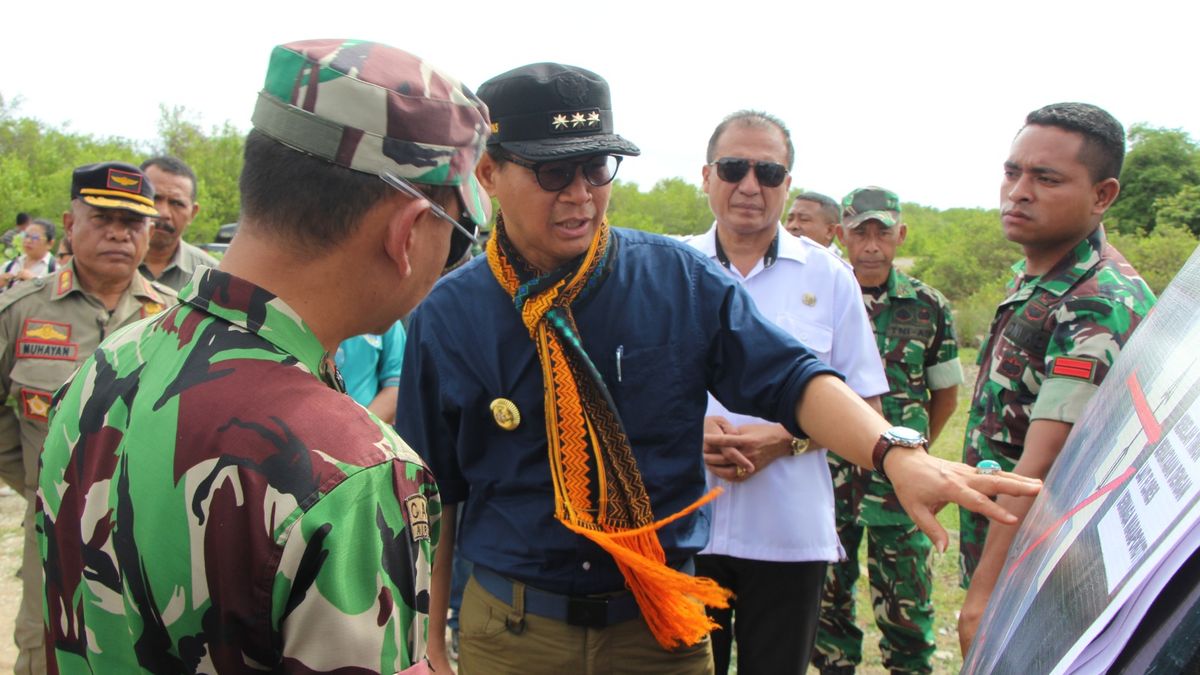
[139,240,219,292]
[0,264,176,492]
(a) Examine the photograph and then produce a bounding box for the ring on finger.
[976,459,1002,476]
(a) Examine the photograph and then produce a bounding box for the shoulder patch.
[1049,356,1097,382]
[404,494,431,542]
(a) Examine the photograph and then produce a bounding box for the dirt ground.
[0,489,23,670]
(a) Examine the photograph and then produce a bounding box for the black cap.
[478,63,640,161]
[70,162,159,217]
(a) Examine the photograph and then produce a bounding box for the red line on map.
[1128,370,1162,445]
[1007,465,1137,577]
[1006,371,1160,576]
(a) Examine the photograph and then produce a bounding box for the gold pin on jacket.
[802,293,817,306]
[490,398,521,430]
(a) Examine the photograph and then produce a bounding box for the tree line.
[3,96,1198,345]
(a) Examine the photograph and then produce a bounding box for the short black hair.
[707,110,795,171]
[28,218,55,242]
[238,130,455,256]
[141,155,199,201]
[16,212,30,226]
[792,192,840,225]
[1024,102,1126,182]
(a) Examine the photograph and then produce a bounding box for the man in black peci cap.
[0,161,175,675]
[397,63,1041,674]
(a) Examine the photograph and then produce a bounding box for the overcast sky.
[3,0,1196,210]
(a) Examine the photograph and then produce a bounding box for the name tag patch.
[16,319,77,361]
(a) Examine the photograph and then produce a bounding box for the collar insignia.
[56,269,73,295]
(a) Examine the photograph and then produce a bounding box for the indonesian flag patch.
[1050,356,1098,382]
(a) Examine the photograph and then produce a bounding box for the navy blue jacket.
[397,228,838,594]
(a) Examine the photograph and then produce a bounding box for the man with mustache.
[815,187,963,675]
[688,112,887,675]
[139,155,220,291]
[398,63,1041,675]
[957,103,1157,654]
[0,161,175,674]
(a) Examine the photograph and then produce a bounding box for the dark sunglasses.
[380,172,483,270]
[711,157,789,188]
[504,153,622,192]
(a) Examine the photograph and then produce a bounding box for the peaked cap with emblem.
[479,62,640,161]
[71,162,159,217]
[842,186,901,230]
[251,39,492,227]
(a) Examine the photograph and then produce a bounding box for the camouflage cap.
[842,186,901,229]
[251,39,491,227]
[71,162,159,218]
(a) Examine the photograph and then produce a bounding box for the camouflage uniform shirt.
[960,227,1155,582]
[38,267,439,673]
[828,268,963,526]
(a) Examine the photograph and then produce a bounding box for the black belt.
[473,561,693,629]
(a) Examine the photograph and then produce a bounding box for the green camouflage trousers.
[813,522,935,674]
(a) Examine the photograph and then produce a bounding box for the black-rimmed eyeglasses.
[711,157,789,188]
[504,153,622,192]
[380,171,484,270]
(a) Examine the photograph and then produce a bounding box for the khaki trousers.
[458,574,713,675]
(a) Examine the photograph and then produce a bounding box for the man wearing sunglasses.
[690,111,887,675]
[400,64,1041,675]
[37,39,488,674]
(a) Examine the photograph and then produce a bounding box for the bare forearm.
[927,386,958,445]
[427,502,456,665]
[367,386,399,424]
[794,375,890,470]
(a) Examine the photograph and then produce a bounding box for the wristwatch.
[790,437,811,456]
[871,426,929,481]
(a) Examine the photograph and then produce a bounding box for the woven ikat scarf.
[486,213,731,648]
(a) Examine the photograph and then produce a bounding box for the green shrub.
[1107,223,1199,295]
[952,274,1010,349]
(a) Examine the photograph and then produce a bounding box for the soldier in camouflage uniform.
[37,39,490,673]
[815,187,964,675]
[0,161,175,675]
[957,103,1156,654]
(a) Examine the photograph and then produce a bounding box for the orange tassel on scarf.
[487,214,731,648]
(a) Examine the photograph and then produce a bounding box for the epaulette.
[149,280,180,304]
[0,277,50,315]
